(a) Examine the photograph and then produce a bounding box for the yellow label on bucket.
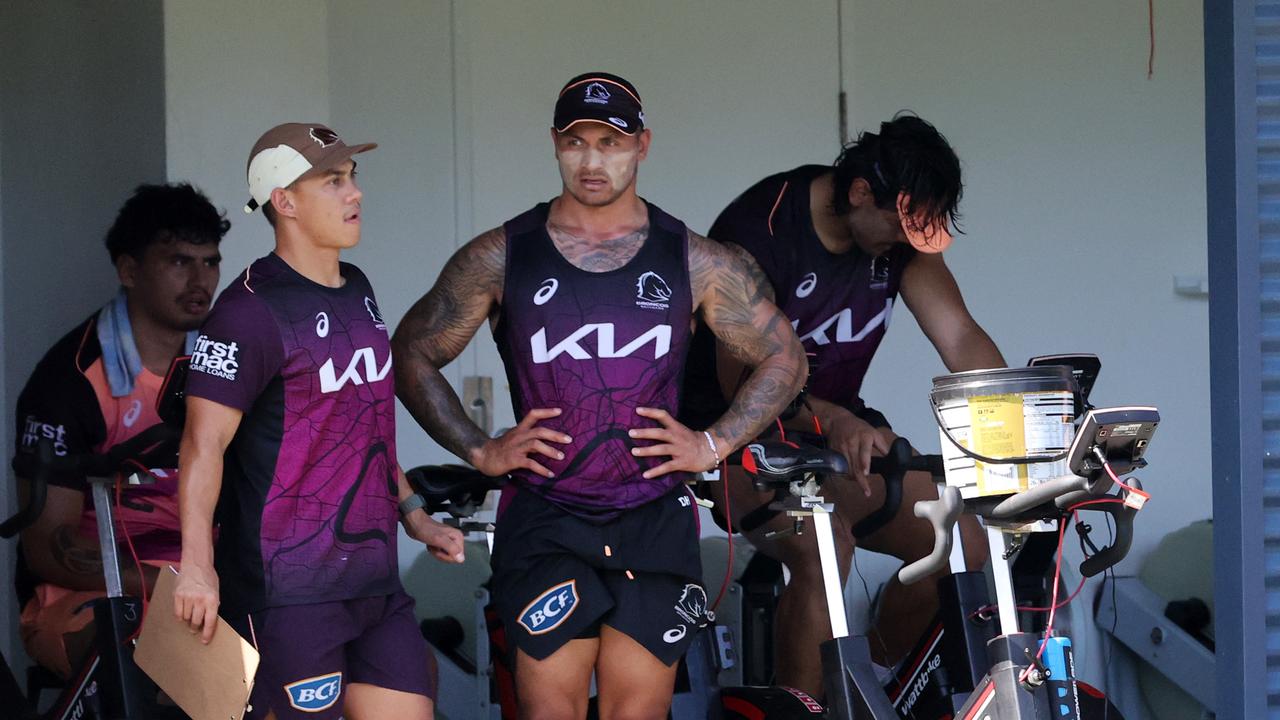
[968,393,1028,495]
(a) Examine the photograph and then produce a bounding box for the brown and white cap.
[243,123,376,213]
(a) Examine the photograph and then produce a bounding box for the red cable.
[1017,496,1129,682]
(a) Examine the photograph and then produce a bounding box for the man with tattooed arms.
[393,72,806,720]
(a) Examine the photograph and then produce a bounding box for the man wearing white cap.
[174,123,465,720]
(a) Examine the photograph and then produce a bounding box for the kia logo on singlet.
[519,580,578,634]
[794,299,894,346]
[285,672,342,712]
[318,347,392,393]
[531,323,672,364]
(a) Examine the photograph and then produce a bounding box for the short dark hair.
[832,112,962,233]
[104,183,231,263]
[262,200,278,228]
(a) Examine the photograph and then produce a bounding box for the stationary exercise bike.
[0,361,190,720]
[710,377,1157,718]
[1,428,189,720]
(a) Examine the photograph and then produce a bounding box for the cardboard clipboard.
[134,568,259,720]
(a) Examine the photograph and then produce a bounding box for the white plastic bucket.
[930,366,1076,499]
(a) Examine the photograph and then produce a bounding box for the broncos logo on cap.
[585,82,611,103]
[310,127,340,147]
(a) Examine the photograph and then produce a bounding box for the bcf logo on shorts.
[284,672,343,712]
[518,579,578,635]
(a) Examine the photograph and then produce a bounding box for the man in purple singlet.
[173,123,466,720]
[393,72,807,720]
[680,114,1003,697]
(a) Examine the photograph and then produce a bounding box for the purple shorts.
[234,590,436,719]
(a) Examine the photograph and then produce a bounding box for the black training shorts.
[489,485,710,666]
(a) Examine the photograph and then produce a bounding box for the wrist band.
[398,493,427,518]
[702,430,722,470]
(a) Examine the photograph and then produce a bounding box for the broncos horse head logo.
[673,584,712,626]
[636,271,673,304]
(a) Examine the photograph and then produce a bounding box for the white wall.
[3,0,167,668]
[164,0,331,285]
[325,0,459,467]
[844,6,1206,715]
[848,0,1208,571]
[454,0,842,436]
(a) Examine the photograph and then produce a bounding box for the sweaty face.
[553,124,648,207]
[847,189,953,257]
[286,160,364,250]
[847,204,907,258]
[123,239,222,332]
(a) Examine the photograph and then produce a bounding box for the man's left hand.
[403,511,467,564]
[629,407,720,479]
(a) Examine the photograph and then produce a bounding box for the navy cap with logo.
[553,72,645,136]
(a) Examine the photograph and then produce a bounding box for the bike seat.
[740,440,848,485]
[404,464,504,513]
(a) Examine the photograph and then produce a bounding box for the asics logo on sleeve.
[190,335,241,381]
[519,580,578,635]
[285,672,343,712]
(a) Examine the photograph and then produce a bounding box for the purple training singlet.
[496,201,694,516]
[187,253,399,613]
[709,165,915,412]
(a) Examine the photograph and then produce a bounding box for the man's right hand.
[824,408,891,497]
[469,407,572,478]
[173,563,221,644]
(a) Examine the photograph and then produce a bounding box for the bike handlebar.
[1,425,178,539]
[896,484,963,585]
[855,438,944,538]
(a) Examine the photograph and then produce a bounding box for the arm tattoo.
[51,524,104,578]
[392,228,506,462]
[547,222,648,272]
[689,233,806,449]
